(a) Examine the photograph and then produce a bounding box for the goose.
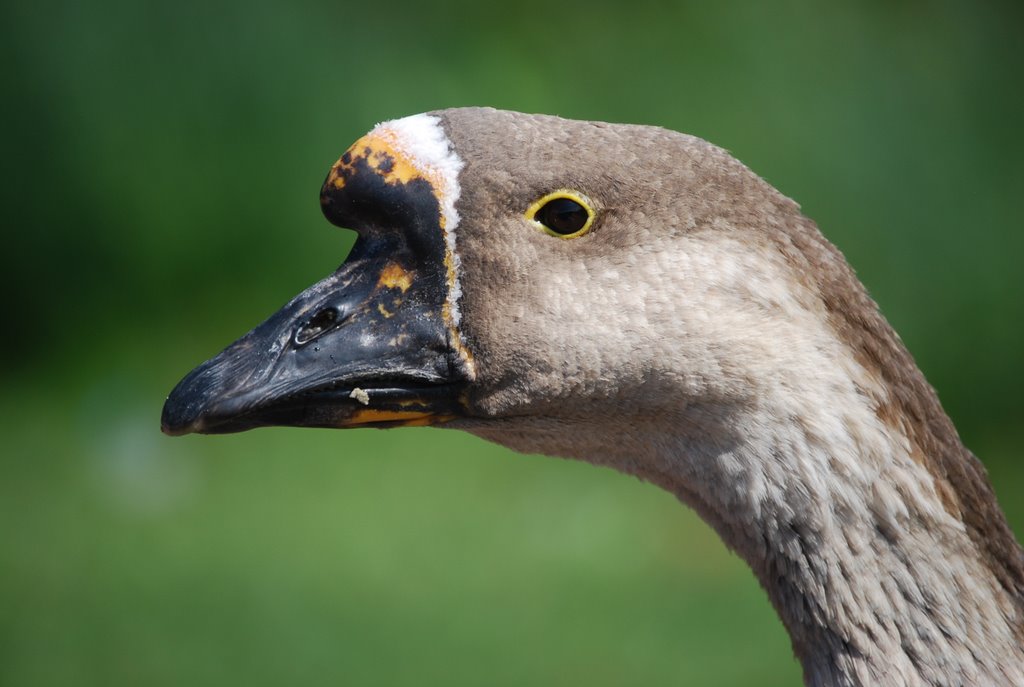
[162,107,1024,686]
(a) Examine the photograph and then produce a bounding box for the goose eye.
[526,191,595,238]
[294,306,340,346]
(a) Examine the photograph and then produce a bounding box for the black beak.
[161,233,469,435]
[162,130,476,435]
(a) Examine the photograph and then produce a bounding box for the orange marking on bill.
[330,132,448,191]
[400,415,455,427]
[377,262,413,292]
[343,409,454,427]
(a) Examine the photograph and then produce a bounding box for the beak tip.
[161,392,203,437]
[160,419,193,437]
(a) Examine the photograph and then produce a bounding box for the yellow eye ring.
[525,190,595,239]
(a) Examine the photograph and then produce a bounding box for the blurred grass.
[2,0,1022,685]
[1,375,797,686]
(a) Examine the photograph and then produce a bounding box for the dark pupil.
[537,198,588,235]
[295,306,338,345]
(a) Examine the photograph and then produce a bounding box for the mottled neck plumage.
[761,219,1024,684]
[460,215,1024,685]
[772,209,1024,616]
[470,363,1024,685]
[648,402,1024,686]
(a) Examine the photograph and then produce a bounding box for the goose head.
[162,108,812,456]
[162,108,1024,685]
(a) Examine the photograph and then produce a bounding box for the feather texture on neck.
[455,211,1024,686]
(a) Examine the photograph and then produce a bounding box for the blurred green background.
[2,1,1022,685]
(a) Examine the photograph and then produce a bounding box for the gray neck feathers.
[458,217,1024,686]
[465,357,1024,685]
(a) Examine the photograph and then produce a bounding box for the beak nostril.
[294,306,341,346]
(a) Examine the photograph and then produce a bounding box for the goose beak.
[161,234,469,436]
